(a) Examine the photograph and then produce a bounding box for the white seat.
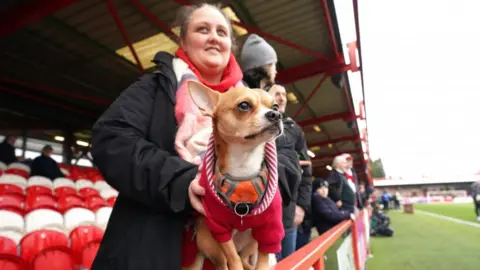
[0,229,23,244]
[27,176,53,188]
[24,209,64,233]
[94,180,110,191]
[53,177,76,190]
[95,206,113,229]
[60,168,70,177]
[7,162,31,174]
[100,188,118,200]
[0,210,24,232]
[0,161,6,171]
[76,179,94,190]
[0,174,27,189]
[64,207,96,232]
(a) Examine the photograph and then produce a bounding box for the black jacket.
[312,193,351,235]
[275,117,312,229]
[326,169,363,213]
[90,52,198,270]
[0,140,16,165]
[30,154,64,180]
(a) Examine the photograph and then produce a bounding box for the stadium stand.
[0,163,116,269]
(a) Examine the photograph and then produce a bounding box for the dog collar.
[203,135,278,216]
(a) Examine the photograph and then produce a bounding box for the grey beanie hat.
[240,34,278,71]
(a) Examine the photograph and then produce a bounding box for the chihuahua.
[183,81,285,270]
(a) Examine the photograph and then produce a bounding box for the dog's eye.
[272,104,279,111]
[237,101,251,112]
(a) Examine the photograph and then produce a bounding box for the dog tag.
[234,203,250,226]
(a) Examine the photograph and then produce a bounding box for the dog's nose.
[265,110,282,122]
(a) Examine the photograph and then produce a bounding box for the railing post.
[351,215,362,270]
[313,256,325,270]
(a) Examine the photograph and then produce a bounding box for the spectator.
[471,181,480,222]
[0,135,17,165]
[312,180,354,235]
[381,190,390,211]
[241,35,312,260]
[326,155,356,214]
[90,4,243,269]
[30,145,64,180]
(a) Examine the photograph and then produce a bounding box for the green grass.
[414,203,478,222]
[367,207,480,270]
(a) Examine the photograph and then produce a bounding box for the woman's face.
[317,186,329,198]
[182,6,231,76]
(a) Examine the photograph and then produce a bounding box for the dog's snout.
[265,110,282,122]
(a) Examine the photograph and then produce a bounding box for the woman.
[90,3,243,269]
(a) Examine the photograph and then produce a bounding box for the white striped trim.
[416,210,480,228]
[204,134,278,216]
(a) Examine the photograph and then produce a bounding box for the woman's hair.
[174,2,237,51]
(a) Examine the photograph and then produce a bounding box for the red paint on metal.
[320,0,341,59]
[297,111,356,127]
[309,135,360,148]
[0,0,80,37]
[105,0,144,73]
[0,86,97,119]
[128,0,179,43]
[275,60,346,85]
[293,74,329,119]
[0,76,111,105]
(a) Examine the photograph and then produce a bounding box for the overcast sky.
[359,0,480,178]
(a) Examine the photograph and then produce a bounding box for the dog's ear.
[187,80,219,117]
[266,84,278,97]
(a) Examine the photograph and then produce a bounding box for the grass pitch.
[367,203,480,270]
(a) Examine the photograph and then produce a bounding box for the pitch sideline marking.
[416,209,480,228]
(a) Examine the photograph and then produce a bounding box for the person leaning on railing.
[311,180,355,235]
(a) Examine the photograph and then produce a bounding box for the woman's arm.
[91,74,198,214]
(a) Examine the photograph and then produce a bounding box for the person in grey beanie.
[240,34,278,89]
[240,34,312,261]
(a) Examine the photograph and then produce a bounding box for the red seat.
[25,186,53,197]
[106,197,116,207]
[4,169,28,179]
[0,255,25,270]
[78,188,100,199]
[85,196,107,212]
[19,230,69,265]
[80,241,100,269]
[30,247,74,270]
[24,194,57,213]
[69,226,103,266]
[0,184,24,200]
[0,236,17,256]
[57,195,84,214]
[0,194,23,215]
[54,187,77,199]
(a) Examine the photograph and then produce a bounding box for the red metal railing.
[273,210,369,270]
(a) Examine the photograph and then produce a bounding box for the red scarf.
[345,170,355,184]
[175,47,243,93]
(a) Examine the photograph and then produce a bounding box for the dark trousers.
[275,227,297,261]
[296,226,312,250]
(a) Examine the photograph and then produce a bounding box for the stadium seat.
[26,176,53,196]
[63,208,96,233]
[0,210,24,232]
[19,229,70,268]
[85,196,107,212]
[0,175,27,189]
[93,180,110,191]
[0,184,24,201]
[80,240,100,269]
[75,179,93,190]
[6,164,30,179]
[24,194,57,213]
[69,225,103,266]
[0,254,25,270]
[0,236,18,256]
[31,247,74,270]
[95,207,112,229]
[57,194,84,214]
[24,209,64,234]
[0,162,7,172]
[0,195,24,215]
[52,178,76,198]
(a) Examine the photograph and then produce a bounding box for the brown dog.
[184,81,284,270]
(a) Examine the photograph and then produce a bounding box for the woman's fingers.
[188,176,206,215]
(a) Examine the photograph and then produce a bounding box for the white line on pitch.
[416,210,480,228]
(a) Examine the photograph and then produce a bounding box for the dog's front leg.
[255,252,270,270]
[219,240,243,270]
[239,240,257,270]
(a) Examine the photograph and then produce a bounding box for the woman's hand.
[188,173,206,215]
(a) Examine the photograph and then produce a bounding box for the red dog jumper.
[199,135,284,254]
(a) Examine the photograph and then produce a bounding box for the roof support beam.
[308,135,360,148]
[0,0,80,38]
[297,112,356,127]
[293,74,329,119]
[105,0,144,73]
[276,60,346,85]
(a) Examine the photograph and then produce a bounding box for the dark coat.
[0,140,16,165]
[326,169,362,213]
[30,154,64,180]
[275,117,312,229]
[311,193,351,235]
[90,52,199,270]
